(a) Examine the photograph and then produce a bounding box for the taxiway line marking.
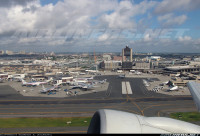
[142,104,173,112]
[127,95,144,116]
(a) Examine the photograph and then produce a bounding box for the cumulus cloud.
[154,0,200,14]
[178,36,192,42]
[143,33,152,42]
[98,34,110,41]
[99,0,157,29]
[0,0,37,8]
[157,13,187,27]
[0,0,199,53]
[0,1,39,34]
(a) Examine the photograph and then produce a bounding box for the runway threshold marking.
[122,82,127,94]
[126,82,133,94]
[122,81,133,95]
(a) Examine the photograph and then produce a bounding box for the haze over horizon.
[0,0,200,53]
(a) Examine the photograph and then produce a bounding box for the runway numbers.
[122,81,133,94]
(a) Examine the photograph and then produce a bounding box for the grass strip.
[170,112,200,122]
[0,117,92,128]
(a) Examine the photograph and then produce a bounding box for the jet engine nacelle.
[87,109,200,134]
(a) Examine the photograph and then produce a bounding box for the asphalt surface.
[0,75,198,134]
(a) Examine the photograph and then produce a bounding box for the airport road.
[0,75,198,133]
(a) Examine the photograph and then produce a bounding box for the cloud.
[0,0,37,8]
[0,0,199,53]
[143,33,152,42]
[157,13,187,27]
[178,36,192,42]
[98,34,110,41]
[154,0,200,14]
[99,0,157,29]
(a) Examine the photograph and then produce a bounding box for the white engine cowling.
[87,109,200,134]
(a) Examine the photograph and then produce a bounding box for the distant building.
[133,62,151,70]
[122,46,133,69]
[5,50,13,55]
[19,50,26,54]
[21,60,33,64]
[50,52,55,56]
[122,46,133,62]
[113,56,125,61]
[165,65,200,73]
[194,58,200,62]
[103,54,111,61]
[150,56,161,61]
[99,61,121,70]
[0,50,4,55]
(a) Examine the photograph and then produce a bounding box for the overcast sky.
[0,0,200,53]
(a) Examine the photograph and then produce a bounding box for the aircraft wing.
[88,109,200,134]
[187,81,200,111]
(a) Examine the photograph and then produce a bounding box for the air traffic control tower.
[122,46,133,69]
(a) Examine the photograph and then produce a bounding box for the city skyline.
[0,0,200,53]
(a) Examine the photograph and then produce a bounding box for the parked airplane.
[99,79,107,84]
[162,80,179,91]
[40,85,58,93]
[82,83,98,91]
[135,71,141,75]
[0,78,4,83]
[117,70,123,73]
[175,73,180,77]
[165,80,179,91]
[118,75,125,78]
[69,71,79,75]
[163,81,169,84]
[75,76,94,80]
[71,76,94,84]
[71,82,98,91]
[21,78,53,87]
[169,85,179,91]
[143,79,150,87]
[85,70,98,73]
[166,80,174,87]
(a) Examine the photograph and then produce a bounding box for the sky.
[0,0,200,53]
